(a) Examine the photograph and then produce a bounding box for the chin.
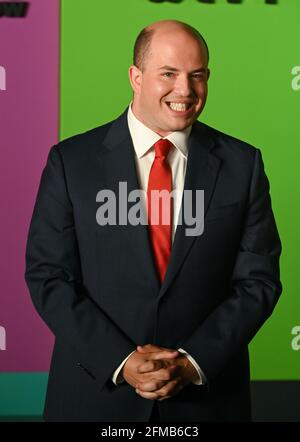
[158,120,191,135]
[171,121,191,131]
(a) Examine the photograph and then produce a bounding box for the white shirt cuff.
[112,350,136,385]
[178,348,206,385]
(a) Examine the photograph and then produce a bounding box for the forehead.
[147,29,207,69]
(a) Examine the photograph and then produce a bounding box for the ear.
[206,68,211,81]
[128,65,143,94]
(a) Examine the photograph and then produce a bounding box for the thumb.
[136,345,151,352]
[150,350,179,360]
[136,345,178,357]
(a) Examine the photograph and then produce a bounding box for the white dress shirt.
[111,103,206,386]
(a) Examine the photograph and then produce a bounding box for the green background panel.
[60,0,300,380]
[0,373,47,418]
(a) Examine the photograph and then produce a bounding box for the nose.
[174,74,193,97]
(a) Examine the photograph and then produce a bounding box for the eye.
[191,73,206,80]
[162,72,174,78]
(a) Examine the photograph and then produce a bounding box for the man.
[25,20,282,422]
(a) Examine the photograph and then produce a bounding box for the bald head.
[133,20,209,72]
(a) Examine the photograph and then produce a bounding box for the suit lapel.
[159,122,222,298]
[100,110,160,292]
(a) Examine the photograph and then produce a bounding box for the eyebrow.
[158,65,207,73]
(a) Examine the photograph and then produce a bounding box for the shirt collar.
[127,102,191,159]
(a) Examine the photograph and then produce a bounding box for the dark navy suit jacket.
[25,108,282,421]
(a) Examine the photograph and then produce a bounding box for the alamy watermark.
[291,326,300,351]
[0,65,6,91]
[292,66,300,91]
[96,182,204,237]
[0,326,6,350]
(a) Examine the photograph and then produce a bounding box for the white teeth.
[169,102,189,112]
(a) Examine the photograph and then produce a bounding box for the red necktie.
[147,139,173,283]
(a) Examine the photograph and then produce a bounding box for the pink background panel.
[0,0,60,371]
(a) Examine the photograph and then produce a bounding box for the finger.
[137,376,181,399]
[136,366,176,389]
[148,351,179,360]
[136,366,177,392]
[135,388,158,400]
[136,379,167,392]
[138,364,178,380]
[136,361,178,379]
[136,345,160,353]
[137,345,177,355]
[151,364,178,380]
[136,360,164,373]
[155,378,183,401]
[136,380,175,400]
[157,387,181,401]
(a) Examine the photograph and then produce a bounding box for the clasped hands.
[122,344,199,401]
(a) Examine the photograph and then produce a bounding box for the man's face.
[129,29,210,136]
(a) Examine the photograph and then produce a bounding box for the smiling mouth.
[165,102,194,112]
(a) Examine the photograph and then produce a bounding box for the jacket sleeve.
[25,145,136,391]
[178,148,282,382]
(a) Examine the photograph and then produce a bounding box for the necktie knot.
[154,139,173,160]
